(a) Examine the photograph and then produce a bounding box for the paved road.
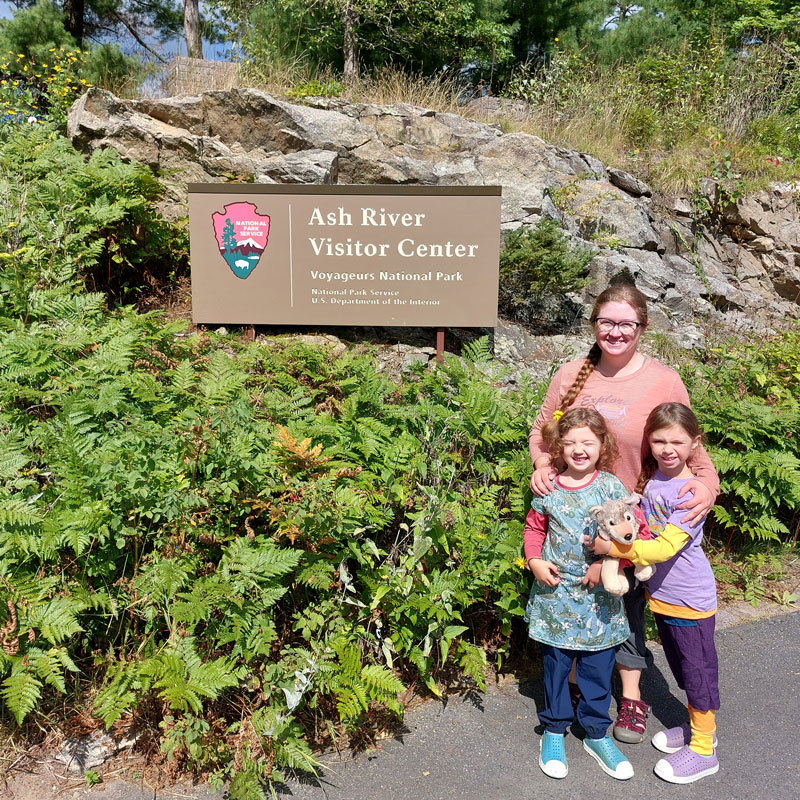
[274,610,799,800]
[6,610,798,800]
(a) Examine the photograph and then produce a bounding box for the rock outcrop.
[67,87,800,338]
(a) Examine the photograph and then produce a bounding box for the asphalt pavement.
[6,608,798,800]
[273,609,799,800]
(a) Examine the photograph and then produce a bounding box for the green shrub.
[286,79,345,100]
[0,125,186,318]
[684,328,800,545]
[0,129,536,792]
[0,314,536,794]
[0,1,140,120]
[498,219,593,332]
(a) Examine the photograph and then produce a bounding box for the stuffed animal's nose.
[624,534,633,541]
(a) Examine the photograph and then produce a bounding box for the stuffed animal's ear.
[622,493,640,506]
[588,505,603,520]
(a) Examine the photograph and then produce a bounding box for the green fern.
[1,672,42,726]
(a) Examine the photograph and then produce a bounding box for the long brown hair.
[555,284,649,414]
[541,407,620,473]
[635,402,702,493]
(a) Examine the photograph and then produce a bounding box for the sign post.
[188,185,501,328]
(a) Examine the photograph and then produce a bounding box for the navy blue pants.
[540,644,617,740]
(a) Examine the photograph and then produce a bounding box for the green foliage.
[683,328,800,545]
[84,770,102,787]
[0,1,140,118]
[502,25,800,194]
[286,79,345,100]
[235,0,516,82]
[0,123,537,789]
[498,219,593,331]
[0,125,187,316]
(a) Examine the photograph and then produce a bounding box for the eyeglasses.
[593,318,643,335]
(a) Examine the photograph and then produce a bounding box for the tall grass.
[501,34,800,194]
[133,30,800,197]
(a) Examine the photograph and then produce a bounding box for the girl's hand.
[528,558,561,587]
[583,535,612,555]
[675,480,714,526]
[581,560,603,588]
[530,464,557,496]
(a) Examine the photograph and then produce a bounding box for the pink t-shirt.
[528,356,719,495]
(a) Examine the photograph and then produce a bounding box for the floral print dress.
[524,471,631,651]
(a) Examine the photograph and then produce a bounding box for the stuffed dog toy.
[588,495,655,596]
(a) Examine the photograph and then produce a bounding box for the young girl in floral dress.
[525,407,636,781]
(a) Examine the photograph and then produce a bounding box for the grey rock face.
[67,87,800,333]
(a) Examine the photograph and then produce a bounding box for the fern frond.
[1,671,42,725]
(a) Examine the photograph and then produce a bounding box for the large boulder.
[67,87,800,336]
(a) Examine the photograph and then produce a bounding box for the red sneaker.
[613,697,649,743]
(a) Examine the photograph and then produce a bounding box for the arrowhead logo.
[211,202,271,279]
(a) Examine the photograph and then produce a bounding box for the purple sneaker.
[651,724,718,754]
[654,745,719,784]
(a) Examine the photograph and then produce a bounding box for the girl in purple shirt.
[589,402,720,785]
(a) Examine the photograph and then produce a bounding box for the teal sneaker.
[539,732,568,779]
[583,736,634,780]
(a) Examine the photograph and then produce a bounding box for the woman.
[528,283,719,744]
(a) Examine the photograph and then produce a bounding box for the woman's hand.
[530,464,557,496]
[675,480,714,526]
[528,558,561,587]
[581,560,603,588]
[583,535,612,555]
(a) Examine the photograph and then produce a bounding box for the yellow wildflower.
[514,556,527,569]
[54,65,61,72]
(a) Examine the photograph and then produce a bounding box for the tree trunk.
[183,0,203,59]
[63,0,85,44]
[342,2,359,82]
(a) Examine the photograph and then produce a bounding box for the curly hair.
[541,407,619,474]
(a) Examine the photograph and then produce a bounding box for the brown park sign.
[188,185,501,326]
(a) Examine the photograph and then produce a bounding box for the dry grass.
[343,67,462,112]
[134,41,800,197]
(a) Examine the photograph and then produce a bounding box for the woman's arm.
[670,374,720,498]
[528,369,566,494]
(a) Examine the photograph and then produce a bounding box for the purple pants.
[654,613,720,712]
